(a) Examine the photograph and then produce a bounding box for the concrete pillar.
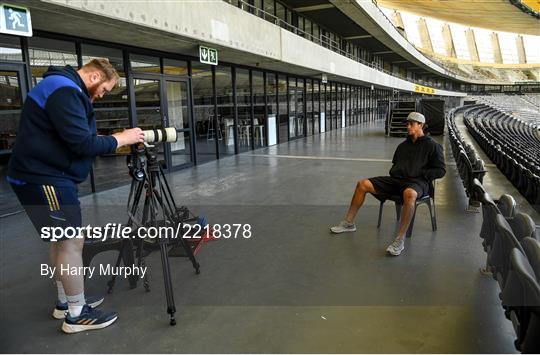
[417,18,433,53]
[516,35,527,64]
[442,24,457,58]
[391,11,407,40]
[466,29,480,62]
[491,32,503,63]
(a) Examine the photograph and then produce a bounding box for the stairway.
[388,101,415,137]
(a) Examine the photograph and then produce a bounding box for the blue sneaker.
[61,304,118,334]
[52,295,104,319]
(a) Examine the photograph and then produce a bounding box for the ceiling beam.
[373,51,394,55]
[294,4,334,12]
[343,34,373,40]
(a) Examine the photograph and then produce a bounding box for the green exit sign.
[0,3,32,37]
[199,46,218,66]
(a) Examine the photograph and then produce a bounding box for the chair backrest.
[509,248,540,306]
[491,214,525,283]
[472,178,486,202]
[497,194,516,218]
[522,237,540,282]
[478,191,499,242]
[508,212,536,241]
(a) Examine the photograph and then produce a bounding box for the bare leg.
[395,188,417,239]
[49,243,58,274]
[55,237,85,296]
[345,179,377,223]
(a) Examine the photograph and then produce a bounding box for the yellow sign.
[414,84,436,95]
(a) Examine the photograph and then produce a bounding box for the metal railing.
[226,0,449,87]
[225,0,520,89]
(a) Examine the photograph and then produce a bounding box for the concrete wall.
[27,0,466,97]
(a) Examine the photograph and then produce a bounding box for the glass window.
[278,75,288,143]
[276,2,286,26]
[81,44,128,193]
[0,68,24,213]
[288,77,296,139]
[0,34,22,61]
[130,53,160,73]
[312,23,320,44]
[28,37,77,85]
[0,70,23,161]
[166,80,191,167]
[327,83,333,130]
[264,0,275,20]
[304,18,312,38]
[266,73,277,145]
[163,58,188,75]
[215,65,234,157]
[296,79,304,137]
[252,71,265,148]
[297,16,304,36]
[284,7,290,25]
[306,79,313,136]
[313,81,320,134]
[192,61,216,163]
[235,68,251,152]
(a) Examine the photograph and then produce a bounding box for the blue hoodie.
[7,65,118,187]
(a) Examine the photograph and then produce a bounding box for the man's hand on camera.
[112,128,145,147]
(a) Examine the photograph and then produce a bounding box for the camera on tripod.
[126,127,177,181]
[83,126,211,326]
[121,126,203,325]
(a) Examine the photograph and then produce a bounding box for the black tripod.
[107,144,200,325]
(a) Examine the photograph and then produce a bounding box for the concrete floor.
[1,119,533,353]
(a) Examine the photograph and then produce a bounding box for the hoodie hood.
[43,65,90,98]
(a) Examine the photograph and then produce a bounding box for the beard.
[87,80,104,102]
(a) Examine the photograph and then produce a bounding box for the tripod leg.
[107,243,124,294]
[178,223,200,274]
[159,240,176,326]
[122,239,138,289]
[142,256,150,292]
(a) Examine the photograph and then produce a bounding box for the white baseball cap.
[406,112,425,124]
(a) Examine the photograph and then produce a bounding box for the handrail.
[230,0,430,85]
[226,0,522,88]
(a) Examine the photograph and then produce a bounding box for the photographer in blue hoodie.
[7,59,145,333]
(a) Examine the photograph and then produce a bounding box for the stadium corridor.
[0,121,520,353]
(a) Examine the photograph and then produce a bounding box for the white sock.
[56,280,67,304]
[66,293,85,317]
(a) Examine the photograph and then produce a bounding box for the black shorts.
[369,176,429,199]
[10,182,81,242]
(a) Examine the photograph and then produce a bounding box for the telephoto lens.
[142,127,178,143]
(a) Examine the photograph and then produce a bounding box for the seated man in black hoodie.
[330,112,446,256]
[7,59,145,333]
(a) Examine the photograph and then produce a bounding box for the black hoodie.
[8,65,117,187]
[389,135,446,181]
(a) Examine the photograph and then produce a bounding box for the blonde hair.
[81,58,120,83]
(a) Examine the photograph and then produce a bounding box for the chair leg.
[395,203,402,221]
[377,201,384,228]
[405,205,417,238]
[428,198,437,231]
